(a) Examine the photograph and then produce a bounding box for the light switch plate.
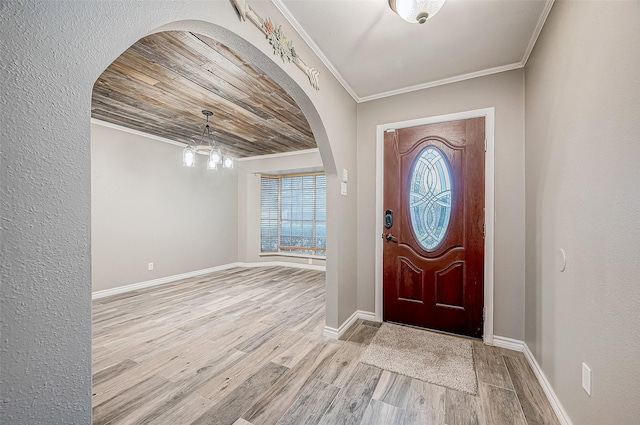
[342,168,348,183]
[582,363,592,395]
[341,181,347,196]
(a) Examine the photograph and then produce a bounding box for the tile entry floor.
[92,267,560,425]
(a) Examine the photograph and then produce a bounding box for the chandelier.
[389,0,446,24]
[183,110,234,170]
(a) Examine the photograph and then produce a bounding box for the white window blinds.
[260,173,326,256]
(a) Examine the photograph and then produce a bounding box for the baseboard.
[522,343,573,425]
[323,310,379,339]
[323,310,359,339]
[236,261,325,272]
[92,261,326,300]
[92,263,243,299]
[492,335,526,352]
[357,310,377,322]
[492,336,573,425]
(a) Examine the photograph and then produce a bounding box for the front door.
[383,118,485,338]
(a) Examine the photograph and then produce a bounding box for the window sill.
[259,252,326,261]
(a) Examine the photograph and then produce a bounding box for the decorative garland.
[230,0,320,90]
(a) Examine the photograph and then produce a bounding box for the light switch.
[341,181,347,196]
[342,168,348,183]
[582,363,592,396]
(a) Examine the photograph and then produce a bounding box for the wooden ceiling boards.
[92,31,316,158]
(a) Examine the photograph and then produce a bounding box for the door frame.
[374,107,495,343]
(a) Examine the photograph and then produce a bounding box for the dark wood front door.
[383,118,485,338]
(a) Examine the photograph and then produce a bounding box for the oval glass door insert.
[409,146,452,250]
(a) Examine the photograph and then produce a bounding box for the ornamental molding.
[230,0,320,90]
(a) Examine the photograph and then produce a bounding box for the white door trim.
[374,107,495,343]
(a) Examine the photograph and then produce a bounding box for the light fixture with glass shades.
[389,0,445,24]
[223,152,234,169]
[183,143,196,167]
[183,109,233,170]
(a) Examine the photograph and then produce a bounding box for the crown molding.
[236,148,320,162]
[270,0,360,102]
[270,0,555,104]
[358,62,523,103]
[92,118,319,161]
[91,118,185,147]
[522,0,555,65]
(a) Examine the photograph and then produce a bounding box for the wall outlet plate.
[582,362,592,396]
[148,262,154,271]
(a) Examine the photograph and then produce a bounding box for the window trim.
[260,171,326,257]
[258,252,326,260]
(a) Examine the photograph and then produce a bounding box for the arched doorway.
[89,23,338,423]
[1,3,353,422]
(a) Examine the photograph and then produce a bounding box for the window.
[261,173,326,256]
[409,146,452,250]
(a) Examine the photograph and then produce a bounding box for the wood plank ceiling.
[92,31,316,158]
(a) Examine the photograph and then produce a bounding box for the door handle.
[382,233,398,243]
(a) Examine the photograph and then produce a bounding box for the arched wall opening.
[89,19,340,329]
[90,28,330,292]
[1,3,357,423]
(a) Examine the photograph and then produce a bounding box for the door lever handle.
[382,233,398,243]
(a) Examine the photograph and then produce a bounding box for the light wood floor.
[93,266,560,425]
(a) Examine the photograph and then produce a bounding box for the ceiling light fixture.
[389,0,445,24]
[223,152,234,169]
[183,110,233,170]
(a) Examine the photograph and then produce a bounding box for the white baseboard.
[323,310,379,339]
[356,310,377,322]
[92,261,326,300]
[492,335,526,353]
[492,336,573,425]
[92,263,243,299]
[522,343,573,425]
[236,261,325,272]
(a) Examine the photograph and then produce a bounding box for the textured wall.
[91,123,238,292]
[0,1,356,423]
[524,1,640,423]
[357,70,526,339]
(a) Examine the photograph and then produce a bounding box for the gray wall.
[91,123,238,292]
[236,150,326,267]
[357,70,526,339]
[0,1,357,423]
[524,1,640,423]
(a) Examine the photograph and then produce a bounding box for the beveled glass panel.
[409,146,452,250]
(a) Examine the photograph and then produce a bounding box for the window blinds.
[260,173,326,256]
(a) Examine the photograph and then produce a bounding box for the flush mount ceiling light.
[183,110,233,170]
[389,0,446,24]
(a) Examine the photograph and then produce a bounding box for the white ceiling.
[274,0,554,102]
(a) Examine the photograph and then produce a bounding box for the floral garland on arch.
[230,0,320,90]
[263,18,295,62]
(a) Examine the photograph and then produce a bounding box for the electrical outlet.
[582,362,592,396]
[308,258,313,265]
[148,262,154,271]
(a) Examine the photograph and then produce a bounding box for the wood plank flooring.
[93,266,560,425]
